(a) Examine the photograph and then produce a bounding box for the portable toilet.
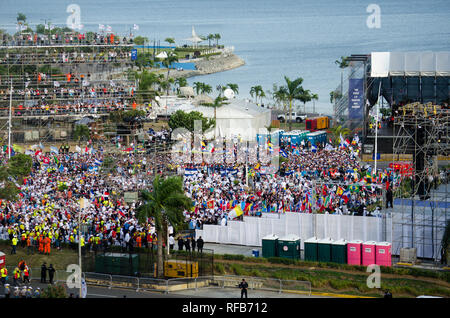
[331,239,348,264]
[362,241,377,266]
[262,234,279,258]
[375,242,392,267]
[0,252,5,269]
[304,237,319,261]
[318,238,333,263]
[347,240,363,265]
[278,234,301,259]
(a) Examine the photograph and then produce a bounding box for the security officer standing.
[239,279,248,298]
[177,237,184,251]
[48,264,55,285]
[197,236,204,253]
[41,262,47,283]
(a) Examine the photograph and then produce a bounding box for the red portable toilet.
[375,242,392,267]
[0,251,5,269]
[347,240,363,265]
[362,241,377,266]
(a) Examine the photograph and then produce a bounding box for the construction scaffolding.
[392,102,450,262]
[0,38,147,146]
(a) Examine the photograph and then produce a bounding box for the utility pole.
[8,81,12,159]
[374,81,382,173]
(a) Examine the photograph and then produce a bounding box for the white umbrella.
[156,51,168,59]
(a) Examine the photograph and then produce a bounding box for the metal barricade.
[138,277,169,293]
[281,279,312,296]
[84,272,112,288]
[110,275,139,290]
[166,277,197,293]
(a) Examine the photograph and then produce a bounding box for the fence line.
[2,268,311,296]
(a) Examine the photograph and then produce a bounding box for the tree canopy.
[0,153,32,201]
[168,110,215,133]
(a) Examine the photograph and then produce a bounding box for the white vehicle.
[277,112,307,123]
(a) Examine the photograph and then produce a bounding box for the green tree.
[137,175,192,278]
[168,110,215,133]
[162,52,179,94]
[36,24,46,34]
[134,36,148,46]
[329,125,352,146]
[214,33,221,46]
[0,153,32,201]
[226,83,239,95]
[335,56,349,95]
[16,13,26,24]
[41,283,68,298]
[73,124,90,145]
[175,77,188,89]
[165,37,175,46]
[250,85,264,104]
[206,34,214,47]
[201,84,212,95]
[311,93,319,114]
[299,89,312,114]
[282,76,306,131]
[193,82,204,95]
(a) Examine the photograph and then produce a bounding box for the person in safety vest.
[11,236,18,254]
[13,267,21,286]
[1,267,8,285]
[23,266,30,284]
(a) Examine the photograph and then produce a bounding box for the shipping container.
[362,241,377,266]
[316,116,329,130]
[347,240,363,265]
[262,234,279,258]
[375,242,392,267]
[304,237,319,261]
[278,234,301,259]
[331,239,347,264]
[318,238,333,262]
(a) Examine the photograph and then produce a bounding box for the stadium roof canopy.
[371,52,450,77]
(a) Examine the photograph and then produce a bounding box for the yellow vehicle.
[164,260,198,278]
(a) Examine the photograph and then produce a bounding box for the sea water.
[1,0,449,114]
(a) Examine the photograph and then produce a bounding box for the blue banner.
[348,78,364,119]
[131,49,138,61]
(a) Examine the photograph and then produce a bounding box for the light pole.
[8,81,12,159]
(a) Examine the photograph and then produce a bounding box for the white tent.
[184,26,203,47]
[174,99,271,141]
[156,51,168,59]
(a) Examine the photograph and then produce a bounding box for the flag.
[106,25,112,32]
[50,146,59,155]
[228,205,244,219]
[75,145,82,153]
[336,186,344,196]
[280,149,288,158]
[311,144,317,153]
[133,24,139,30]
[94,159,103,166]
[207,200,214,209]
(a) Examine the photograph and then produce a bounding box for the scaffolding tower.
[392,102,450,262]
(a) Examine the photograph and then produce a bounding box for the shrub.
[41,284,68,298]
[214,263,225,274]
[223,254,245,261]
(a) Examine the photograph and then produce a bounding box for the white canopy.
[184,26,203,45]
[174,99,271,141]
[156,51,168,59]
[371,52,450,77]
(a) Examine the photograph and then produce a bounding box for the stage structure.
[392,102,449,261]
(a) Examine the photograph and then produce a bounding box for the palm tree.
[214,33,221,46]
[299,89,312,114]
[162,53,179,95]
[207,34,214,47]
[311,93,319,114]
[137,175,192,278]
[335,56,349,95]
[283,76,305,131]
[193,82,204,95]
[201,84,212,95]
[330,125,352,146]
[175,77,187,89]
[164,37,175,46]
[258,89,266,106]
[250,85,264,105]
[226,83,239,95]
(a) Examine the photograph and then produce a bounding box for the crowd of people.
[0,130,397,263]
[1,32,134,47]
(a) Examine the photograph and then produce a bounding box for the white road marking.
[87,293,118,298]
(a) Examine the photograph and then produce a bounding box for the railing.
[2,268,311,296]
